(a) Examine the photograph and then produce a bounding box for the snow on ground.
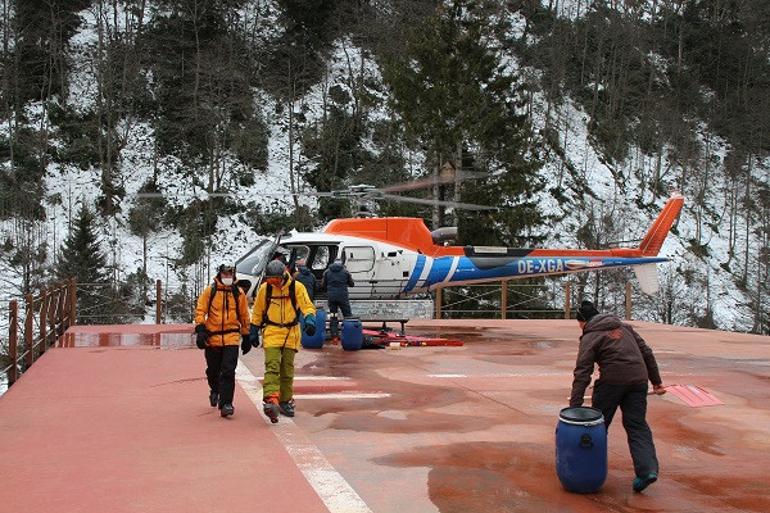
[238,0,283,46]
[538,0,661,21]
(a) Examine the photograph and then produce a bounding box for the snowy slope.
[1,1,766,333]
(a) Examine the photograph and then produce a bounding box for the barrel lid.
[559,407,603,424]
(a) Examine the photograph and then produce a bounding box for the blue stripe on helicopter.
[444,256,669,283]
[404,255,427,292]
[425,256,454,285]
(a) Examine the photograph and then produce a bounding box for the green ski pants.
[263,346,296,402]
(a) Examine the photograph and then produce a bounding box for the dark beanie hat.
[576,300,599,322]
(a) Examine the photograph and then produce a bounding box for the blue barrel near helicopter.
[301,308,326,349]
[341,318,363,351]
[555,406,607,493]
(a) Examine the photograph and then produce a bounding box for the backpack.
[262,280,301,328]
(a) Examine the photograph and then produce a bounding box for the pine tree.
[381,0,541,243]
[57,205,110,323]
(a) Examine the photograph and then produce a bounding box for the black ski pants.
[205,345,239,406]
[328,299,352,337]
[592,381,659,478]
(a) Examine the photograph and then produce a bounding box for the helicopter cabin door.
[340,245,375,298]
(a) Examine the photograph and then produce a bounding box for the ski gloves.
[304,314,316,336]
[241,324,261,355]
[241,317,313,355]
[194,324,208,349]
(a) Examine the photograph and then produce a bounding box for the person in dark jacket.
[294,259,317,301]
[321,259,355,340]
[569,300,666,493]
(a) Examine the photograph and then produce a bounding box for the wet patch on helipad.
[674,473,770,513]
[374,441,648,513]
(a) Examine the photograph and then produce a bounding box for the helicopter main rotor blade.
[379,171,489,193]
[378,193,498,211]
[135,191,333,199]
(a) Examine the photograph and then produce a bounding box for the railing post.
[39,289,48,355]
[501,280,508,319]
[625,282,633,320]
[68,278,77,326]
[434,287,443,319]
[564,282,572,319]
[25,293,34,369]
[56,285,66,339]
[47,286,58,346]
[155,279,162,324]
[8,300,18,385]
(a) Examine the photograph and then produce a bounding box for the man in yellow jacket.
[250,259,316,423]
[194,264,251,418]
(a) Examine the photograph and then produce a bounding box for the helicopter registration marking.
[518,259,566,274]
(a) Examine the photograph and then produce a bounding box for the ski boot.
[209,391,219,408]
[263,396,280,424]
[279,399,295,417]
[220,403,234,418]
[632,472,658,493]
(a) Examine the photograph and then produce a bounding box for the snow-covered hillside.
[1,1,767,333]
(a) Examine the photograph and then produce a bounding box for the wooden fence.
[2,280,76,387]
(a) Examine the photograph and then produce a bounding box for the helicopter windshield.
[235,240,274,276]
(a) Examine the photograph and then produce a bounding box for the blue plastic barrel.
[341,318,363,351]
[555,406,607,493]
[301,308,326,349]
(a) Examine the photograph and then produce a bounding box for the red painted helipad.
[1,320,769,513]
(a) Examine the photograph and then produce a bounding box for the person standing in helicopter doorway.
[249,260,316,423]
[321,258,355,343]
[194,264,252,418]
[294,259,317,302]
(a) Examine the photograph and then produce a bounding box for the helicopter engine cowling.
[431,227,458,244]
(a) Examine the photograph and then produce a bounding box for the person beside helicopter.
[249,260,316,423]
[194,264,252,418]
[321,258,355,342]
[569,300,666,493]
[294,258,317,302]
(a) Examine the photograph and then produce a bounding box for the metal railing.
[433,280,635,320]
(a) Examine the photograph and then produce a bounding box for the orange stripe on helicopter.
[639,193,685,256]
[324,217,465,256]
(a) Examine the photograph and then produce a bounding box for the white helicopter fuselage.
[234,194,684,300]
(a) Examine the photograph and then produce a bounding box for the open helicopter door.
[234,230,283,299]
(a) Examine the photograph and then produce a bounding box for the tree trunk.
[432,153,441,229]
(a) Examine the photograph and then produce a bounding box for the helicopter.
[232,183,685,301]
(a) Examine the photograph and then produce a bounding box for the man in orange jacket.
[194,264,251,418]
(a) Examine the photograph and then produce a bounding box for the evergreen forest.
[0,0,768,333]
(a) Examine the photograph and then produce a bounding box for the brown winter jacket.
[569,313,662,407]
